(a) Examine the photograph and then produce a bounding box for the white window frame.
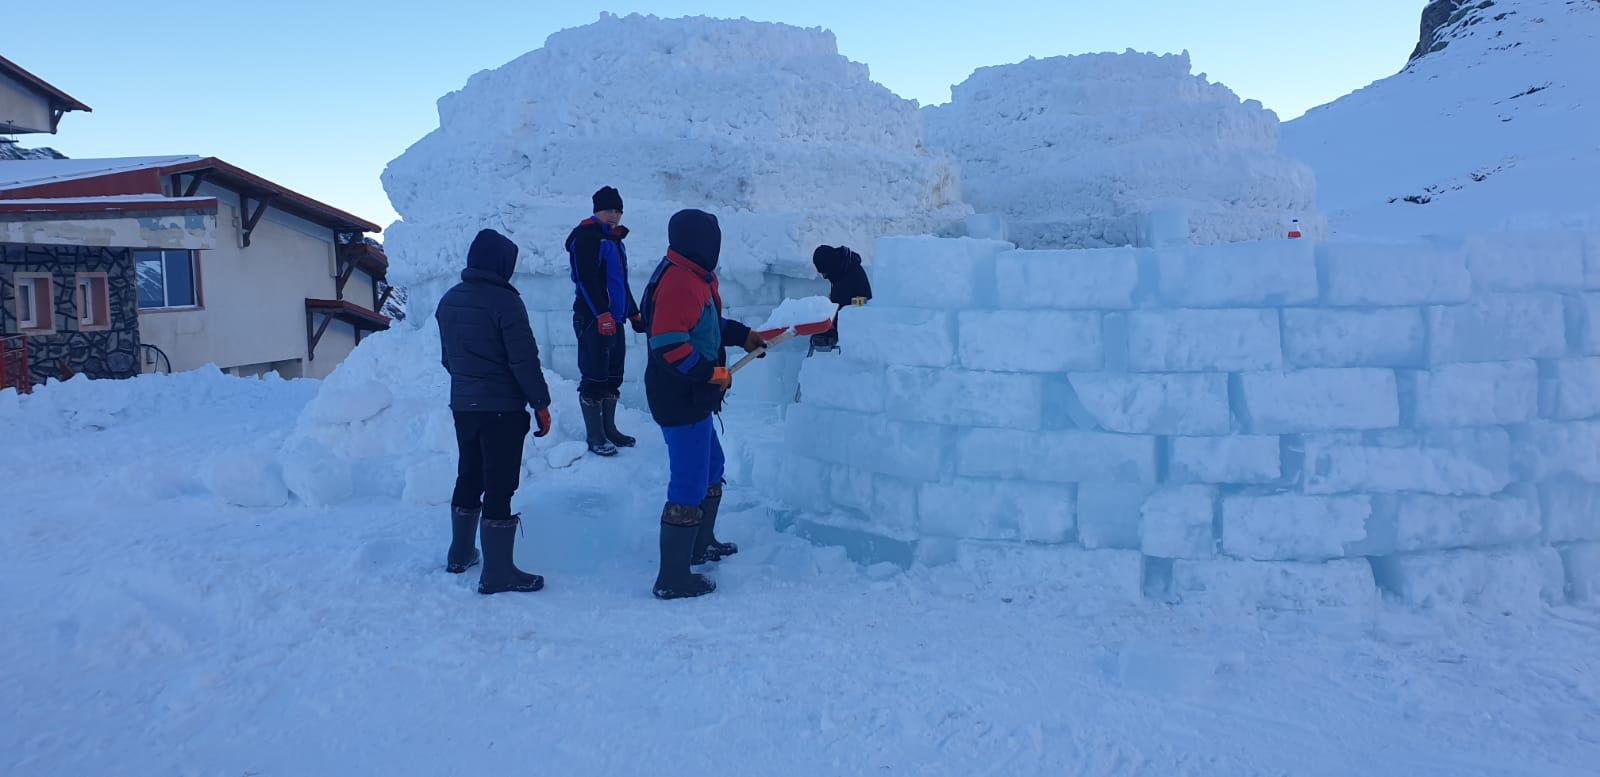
[17,277,38,329]
[13,273,53,333]
[135,249,200,311]
[76,272,110,330]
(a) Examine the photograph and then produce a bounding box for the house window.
[135,249,198,309]
[13,273,54,334]
[76,272,111,330]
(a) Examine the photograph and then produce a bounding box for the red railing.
[0,335,32,395]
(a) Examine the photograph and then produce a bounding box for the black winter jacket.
[812,245,873,306]
[436,229,552,412]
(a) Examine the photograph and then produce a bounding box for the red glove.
[630,314,647,334]
[710,366,733,391]
[533,407,552,438]
[596,313,618,336]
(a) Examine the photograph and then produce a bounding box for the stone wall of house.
[1,244,141,383]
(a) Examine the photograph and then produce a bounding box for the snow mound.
[277,322,657,507]
[205,448,290,508]
[1283,0,1600,238]
[382,13,967,317]
[924,50,1323,249]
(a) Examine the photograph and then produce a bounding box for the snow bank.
[0,368,316,507]
[383,13,966,318]
[924,50,1324,249]
[775,230,1600,610]
[274,321,640,508]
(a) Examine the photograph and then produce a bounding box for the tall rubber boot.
[478,515,545,595]
[601,396,636,448]
[653,503,716,600]
[692,482,739,565]
[580,397,618,457]
[446,505,481,573]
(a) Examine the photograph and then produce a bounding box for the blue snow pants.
[659,416,724,506]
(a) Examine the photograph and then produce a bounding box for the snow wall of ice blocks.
[773,231,1600,610]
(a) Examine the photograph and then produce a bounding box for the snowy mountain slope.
[1283,0,1600,238]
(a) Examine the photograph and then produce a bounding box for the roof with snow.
[0,156,201,191]
[0,155,381,233]
[0,194,218,217]
[0,53,92,114]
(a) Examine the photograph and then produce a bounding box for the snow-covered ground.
[9,5,1600,773]
[4,371,1600,775]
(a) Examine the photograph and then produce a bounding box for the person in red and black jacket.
[639,209,766,600]
[566,186,643,457]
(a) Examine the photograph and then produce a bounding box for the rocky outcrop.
[0,142,67,161]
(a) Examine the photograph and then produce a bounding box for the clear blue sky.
[4,1,1423,232]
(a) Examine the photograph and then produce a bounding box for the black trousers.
[574,309,626,400]
[451,410,530,519]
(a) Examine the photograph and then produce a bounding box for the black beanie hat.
[592,186,623,213]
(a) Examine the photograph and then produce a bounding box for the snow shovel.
[730,318,836,374]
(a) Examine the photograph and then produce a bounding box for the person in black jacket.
[436,228,554,595]
[812,244,873,306]
[809,244,873,351]
[566,186,643,457]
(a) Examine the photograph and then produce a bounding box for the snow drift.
[924,51,1325,249]
[1283,0,1600,238]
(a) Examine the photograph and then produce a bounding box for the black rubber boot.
[653,504,716,600]
[447,506,481,573]
[478,515,544,595]
[580,397,618,457]
[691,483,739,565]
[601,397,636,448]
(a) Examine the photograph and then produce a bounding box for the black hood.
[466,228,518,280]
[812,244,860,277]
[667,209,721,272]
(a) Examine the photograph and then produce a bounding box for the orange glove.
[533,407,552,438]
[596,313,618,336]
[710,366,733,391]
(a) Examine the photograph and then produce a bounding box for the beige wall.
[0,73,54,134]
[139,187,379,381]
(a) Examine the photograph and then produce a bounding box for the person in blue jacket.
[436,228,553,595]
[567,186,644,457]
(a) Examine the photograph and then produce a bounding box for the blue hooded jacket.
[567,218,638,322]
[436,229,552,412]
